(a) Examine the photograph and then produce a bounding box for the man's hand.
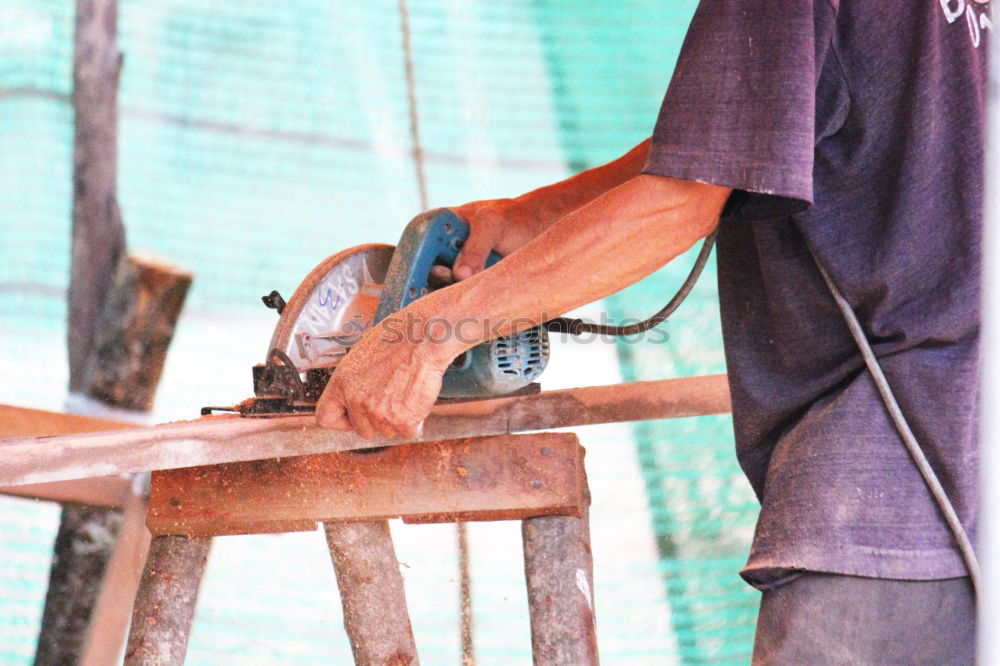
[315,318,453,439]
[430,198,541,284]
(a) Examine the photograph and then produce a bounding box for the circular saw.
[205,209,550,417]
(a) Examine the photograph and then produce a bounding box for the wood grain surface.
[146,433,586,537]
[0,374,730,487]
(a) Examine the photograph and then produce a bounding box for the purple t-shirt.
[645,0,988,586]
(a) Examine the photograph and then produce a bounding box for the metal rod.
[458,522,476,665]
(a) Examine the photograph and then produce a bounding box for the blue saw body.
[376,208,549,398]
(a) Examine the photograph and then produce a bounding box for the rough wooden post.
[41,0,192,660]
[122,536,211,666]
[35,505,126,665]
[69,0,125,391]
[81,254,194,410]
[522,505,599,666]
[39,253,192,664]
[324,521,420,666]
[38,1,125,659]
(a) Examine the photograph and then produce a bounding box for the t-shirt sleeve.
[644,1,839,220]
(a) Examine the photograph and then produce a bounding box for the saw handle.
[373,208,501,324]
[375,207,549,397]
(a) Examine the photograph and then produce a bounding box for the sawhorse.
[122,432,598,665]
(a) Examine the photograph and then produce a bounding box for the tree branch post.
[122,535,211,666]
[40,2,193,659]
[324,520,421,666]
[523,506,599,665]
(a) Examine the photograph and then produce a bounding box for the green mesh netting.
[0,1,760,662]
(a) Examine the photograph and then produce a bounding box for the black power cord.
[543,228,718,337]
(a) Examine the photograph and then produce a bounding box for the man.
[317,1,986,660]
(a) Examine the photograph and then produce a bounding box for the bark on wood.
[324,521,420,666]
[123,535,210,666]
[81,255,192,411]
[522,506,599,666]
[69,0,125,393]
[39,253,190,662]
[0,375,730,487]
[34,505,125,666]
[146,433,586,537]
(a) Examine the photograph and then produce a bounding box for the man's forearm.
[316,173,731,439]
[512,139,651,230]
[408,174,731,360]
[450,139,653,274]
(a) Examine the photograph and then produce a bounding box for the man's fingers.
[348,409,378,440]
[386,412,422,440]
[396,419,424,440]
[368,410,400,439]
[315,401,352,431]
[454,225,495,281]
[429,265,454,287]
[316,381,354,431]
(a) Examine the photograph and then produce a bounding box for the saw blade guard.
[268,244,395,372]
[378,208,549,398]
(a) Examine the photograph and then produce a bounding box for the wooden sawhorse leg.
[523,508,598,666]
[123,535,210,665]
[324,520,419,665]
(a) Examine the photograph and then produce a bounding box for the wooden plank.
[0,405,134,506]
[2,477,131,508]
[324,521,420,665]
[80,488,152,666]
[147,433,585,537]
[0,404,134,438]
[0,374,730,487]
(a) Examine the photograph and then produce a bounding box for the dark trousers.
[752,573,975,665]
